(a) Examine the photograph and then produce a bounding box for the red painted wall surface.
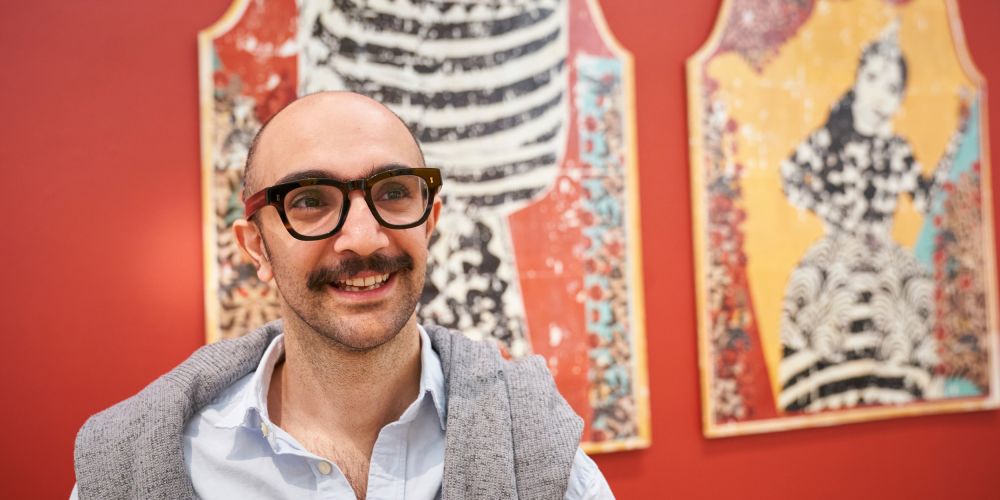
[1,1,998,498]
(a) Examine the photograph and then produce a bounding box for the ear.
[233,218,273,282]
[424,198,442,240]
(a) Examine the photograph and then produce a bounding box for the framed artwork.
[688,0,999,437]
[199,0,649,452]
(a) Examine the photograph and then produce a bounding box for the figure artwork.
[778,23,964,412]
[688,0,998,437]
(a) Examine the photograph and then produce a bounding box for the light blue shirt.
[175,326,613,499]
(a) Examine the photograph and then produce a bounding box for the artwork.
[199,0,649,452]
[688,0,999,437]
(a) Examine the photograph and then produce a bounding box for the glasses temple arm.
[243,190,269,219]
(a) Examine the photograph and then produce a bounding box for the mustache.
[306,254,415,291]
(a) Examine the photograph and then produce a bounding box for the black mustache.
[306,254,414,291]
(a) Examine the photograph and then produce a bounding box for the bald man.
[72,92,613,500]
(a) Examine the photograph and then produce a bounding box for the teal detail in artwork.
[224,188,243,226]
[914,96,982,266]
[943,377,983,397]
[212,47,222,72]
[576,54,637,429]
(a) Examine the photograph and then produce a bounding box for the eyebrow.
[272,163,414,185]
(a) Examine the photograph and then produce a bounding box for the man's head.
[233,91,441,351]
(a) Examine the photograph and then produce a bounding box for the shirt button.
[317,461,332,475]
[260,423,270,437]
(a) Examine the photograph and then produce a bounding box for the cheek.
[855,83,875,104]
[266,236,326,274]
[878,87,903,111]
[889,93,903,109]
[395,228,432,259]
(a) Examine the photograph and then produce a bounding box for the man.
[73,92,613,499]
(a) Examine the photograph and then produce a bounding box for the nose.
[331,192,390,256]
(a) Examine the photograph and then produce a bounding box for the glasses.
[244,168,442,241]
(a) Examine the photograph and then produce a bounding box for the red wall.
[2,1,998,498]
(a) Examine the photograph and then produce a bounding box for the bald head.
[242,91,425,200]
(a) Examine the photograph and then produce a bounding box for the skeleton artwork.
[201,0,650,451]
[298,0,571,355]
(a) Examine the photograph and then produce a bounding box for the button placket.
[365,422,408,499]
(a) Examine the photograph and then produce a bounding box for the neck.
[267,314,422,449]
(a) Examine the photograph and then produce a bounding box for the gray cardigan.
[74,322,583,499]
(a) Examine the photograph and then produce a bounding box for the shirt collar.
[417,324,448,429]
[212,332,285,430]
[212,325,447,431]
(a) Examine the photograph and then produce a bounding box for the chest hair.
[300,432,374,499]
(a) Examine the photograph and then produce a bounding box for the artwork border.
[199,0,250,346]
[197,0,651,452]
[686,0,1000,438]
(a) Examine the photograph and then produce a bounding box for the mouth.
[305,253,414,294]
[330,272,393,292]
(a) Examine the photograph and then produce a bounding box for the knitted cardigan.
[74,322,582,499]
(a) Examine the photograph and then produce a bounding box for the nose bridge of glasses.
[342,187,380,226]
[345,178,367,194]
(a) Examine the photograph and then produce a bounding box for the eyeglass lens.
[282,175,431,236]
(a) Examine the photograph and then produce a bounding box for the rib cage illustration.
[299,0,570,353]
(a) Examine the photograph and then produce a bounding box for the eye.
[288,189,330,210]
[374,182,412,201]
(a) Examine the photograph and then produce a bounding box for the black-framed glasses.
[244,168,443,241]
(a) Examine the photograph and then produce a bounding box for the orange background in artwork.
[1,1,998,499]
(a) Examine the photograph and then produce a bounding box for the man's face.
[236,93,440,351]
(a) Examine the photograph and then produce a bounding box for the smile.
[332,273,392,292]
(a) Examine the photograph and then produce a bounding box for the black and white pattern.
[299,0,570,353]
[777,24,950,412]
[780,128,932,235]
[778,233,938,411]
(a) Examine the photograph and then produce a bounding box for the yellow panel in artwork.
[705,0,975,402]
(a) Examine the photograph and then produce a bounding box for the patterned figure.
[777,23,957,412]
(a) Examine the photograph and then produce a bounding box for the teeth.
[335,273,390,290]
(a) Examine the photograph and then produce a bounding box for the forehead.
[254,94,423,186]
[860,54,897,73]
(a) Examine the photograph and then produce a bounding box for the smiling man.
[72,92,613,499]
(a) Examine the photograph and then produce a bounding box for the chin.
[279,277,421,352]
[313,315,413,352]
